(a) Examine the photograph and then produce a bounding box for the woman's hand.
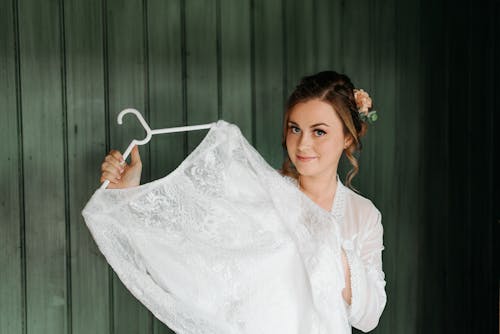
[99,145,142,189]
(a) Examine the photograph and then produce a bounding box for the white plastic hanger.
[100,108,215,190]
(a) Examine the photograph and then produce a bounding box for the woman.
[99,70,386,332]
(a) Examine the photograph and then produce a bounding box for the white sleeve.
[341,208,387,332]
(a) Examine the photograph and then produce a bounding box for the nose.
[297,133,312,151]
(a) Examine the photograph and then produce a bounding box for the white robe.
[288,175,387,332]
[82,120,386,333]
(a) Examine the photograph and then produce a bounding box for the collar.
[286,173,346,223]
[331,175,346,223]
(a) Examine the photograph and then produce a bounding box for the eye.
[289,125,301,134]
[314,129,326,137]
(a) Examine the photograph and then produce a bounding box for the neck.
[298,170,338,208]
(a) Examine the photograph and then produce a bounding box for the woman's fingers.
[99,149,141,188]
[100,171,120,184]
[100,150,125,185]
[103,155,124,174]
[100,160,120,175]
[109,150,126,165]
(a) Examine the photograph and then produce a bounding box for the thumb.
[130,145,141,165]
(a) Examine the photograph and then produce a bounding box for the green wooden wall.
[1,0,496,333]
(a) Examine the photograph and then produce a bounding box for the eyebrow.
[288,121,330,127]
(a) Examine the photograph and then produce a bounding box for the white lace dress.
[286,175,387,332]
[82,120,386,334]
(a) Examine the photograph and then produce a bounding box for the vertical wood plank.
[253,0,284,169]
[64,0,110,333]
[185,0,218,152]
[391,1,423,333]
[418,0,448,332]
[341,0,372,85]
[105,0,151,333]
[489,3,499,333]
[219,0,252,140]
[315,0,343,71]
[146,0,183,332]
[284,0,315,95]
[18,0,67,333]
[369,1,398,333]
[445,1,473,332]
[463,4,494,332]
[0,0,23,333]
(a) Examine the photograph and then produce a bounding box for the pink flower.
[354,89,372,115]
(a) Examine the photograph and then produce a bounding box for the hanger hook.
[117,108,152,145]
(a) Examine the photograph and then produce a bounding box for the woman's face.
[286,99,350,178]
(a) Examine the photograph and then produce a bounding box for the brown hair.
[280,70,369,190]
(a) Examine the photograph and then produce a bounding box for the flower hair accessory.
[354,89,378,124]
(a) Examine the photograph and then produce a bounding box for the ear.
[344,134,354,149]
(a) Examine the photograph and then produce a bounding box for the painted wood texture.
[0,0,496,333]
[65,1,110,333]
[0,1,23,333]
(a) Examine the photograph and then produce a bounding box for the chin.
[294,165,320,177]
[297,171,320,178]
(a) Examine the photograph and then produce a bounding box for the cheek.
[285,134,295,151]
[319,135,345,157]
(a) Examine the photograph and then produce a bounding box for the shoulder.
[343,186,381,226]
[344,187,378,212]
[341,188,384,246]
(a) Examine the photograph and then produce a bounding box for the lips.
[296,155,317,162]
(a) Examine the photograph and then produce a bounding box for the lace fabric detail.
[128,184,184,229]
[331,178,346,223]
[184,147,226,197]
[82,120,350,334]
[283,174,346,222]
[342,242,367,326]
